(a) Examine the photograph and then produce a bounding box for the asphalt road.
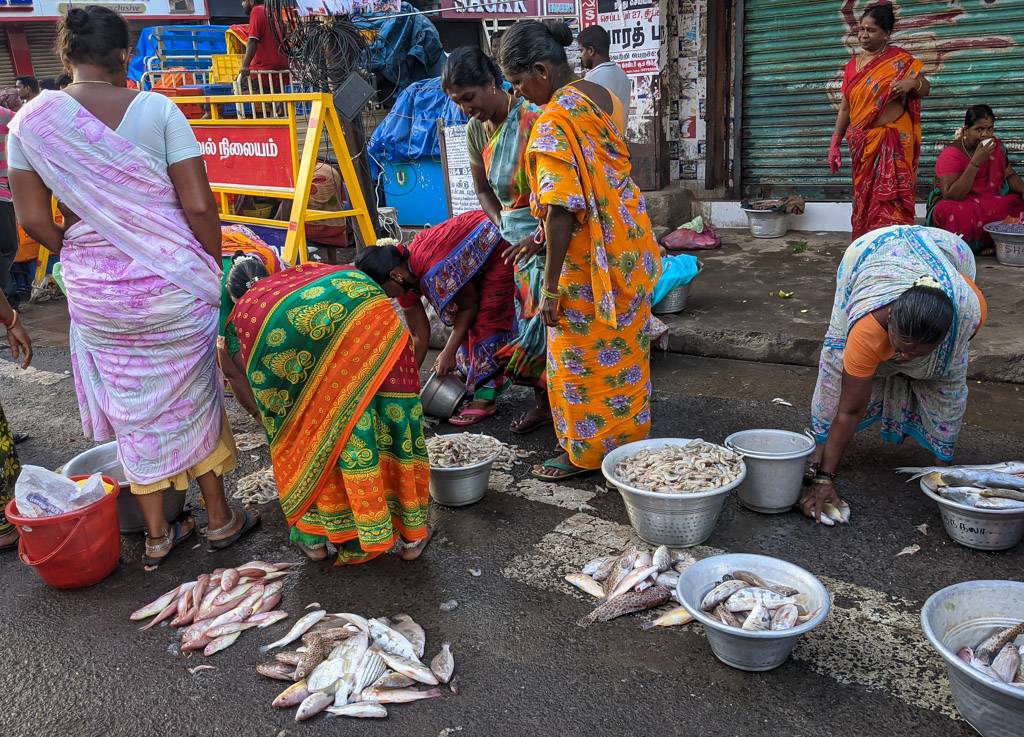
[2,336,1023,737]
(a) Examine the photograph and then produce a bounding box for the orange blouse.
[844,276,987,378]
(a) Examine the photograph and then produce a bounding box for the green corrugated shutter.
[741,0,1024,200]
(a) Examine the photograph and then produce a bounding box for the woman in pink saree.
[8,6,259,568]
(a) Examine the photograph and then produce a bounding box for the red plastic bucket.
[5,474,122,589]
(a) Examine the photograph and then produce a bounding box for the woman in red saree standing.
[829,4,929,239]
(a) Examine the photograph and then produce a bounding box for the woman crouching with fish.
[804,225,986,523]
[219,258,433,564]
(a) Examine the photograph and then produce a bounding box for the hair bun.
[65,7,91,31]
[543,19,574,48]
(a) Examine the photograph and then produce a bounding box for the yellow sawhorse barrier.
[170,90,376,265]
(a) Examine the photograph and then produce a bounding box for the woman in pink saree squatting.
[8,6,260,568]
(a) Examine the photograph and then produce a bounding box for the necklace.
[68,80,114,86]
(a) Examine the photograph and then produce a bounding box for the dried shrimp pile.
[614,440,743,493]
[426,433,503,469]
[234,468,278,505]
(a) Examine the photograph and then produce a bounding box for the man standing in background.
[14,77,39,105]
[578,25,630,125]
[238,0,290,90]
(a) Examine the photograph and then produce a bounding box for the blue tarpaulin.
[368,77,467,163]
[353,3,444,89]
[128,25,229,84]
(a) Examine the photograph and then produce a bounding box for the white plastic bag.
[14,466,106,518]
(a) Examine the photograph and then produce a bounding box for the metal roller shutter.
[25,22,63,81]
[0,28,14,88]
[740,1,1024,200]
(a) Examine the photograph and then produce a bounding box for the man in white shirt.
[578,25,630,124]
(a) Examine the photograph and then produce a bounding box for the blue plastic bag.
[652,254,700,305]
[368,78,467,163]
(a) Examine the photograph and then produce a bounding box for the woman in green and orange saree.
[829,4,929,240]
[220,259,432,564]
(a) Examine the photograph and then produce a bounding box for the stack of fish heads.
[698,570,811,632]
[258,608,453,723]
[957,621,1024,686]
[568,545,697,628]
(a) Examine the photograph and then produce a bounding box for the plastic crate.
[211,54,244,83]
[153,85,204,119]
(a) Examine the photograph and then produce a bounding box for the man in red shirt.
[238,0,289,90]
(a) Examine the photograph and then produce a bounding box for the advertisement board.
[439,0,540,19]
[579,0,659,119]
[0,0,208,18]
[196,125,295,190]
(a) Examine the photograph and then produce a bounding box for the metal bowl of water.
[601,438,746,547]
[920,479,1024,551]
[725,429,815,514]
[676,553,831,672]
[742,209,788,239]
[420,372,467,419]
[921,580,1024,737]
[63,442,186,535]
[428,456,495,507]
[983,224,1024,267]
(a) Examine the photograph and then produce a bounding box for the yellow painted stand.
[171,91,377,265]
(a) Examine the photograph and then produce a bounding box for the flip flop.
[448,406,497,427]
[530,458,596,482]
[143,517,196,570]
[510,414,554,435]
[208,508,262,551]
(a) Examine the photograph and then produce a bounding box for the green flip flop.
[529,457,596,483]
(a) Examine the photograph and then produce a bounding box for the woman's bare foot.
[399,527,434,561]
[295,541,329,561]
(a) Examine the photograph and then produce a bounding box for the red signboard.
[195,125,294,189]
[439,0,539,18]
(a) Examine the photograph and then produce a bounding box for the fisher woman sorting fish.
[354,210,516,427]
[220,259,432,564]
[803,225,987,524]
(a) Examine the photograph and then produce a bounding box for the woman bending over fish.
[220,259,432,564]
[803,225,986,523]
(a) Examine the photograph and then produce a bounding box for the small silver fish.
[204,621,259,639]
[633,551,653,570]
[131,584,185,621]
[369,671,415,689]
[640,606,693,630]
[700,580,750,611]
[581,555,617,582]
[390,614,426,659]
[742,601,771,631]
[655,570,680,589]
[992,643,1021,683]
[770,603,799,631]
[203,631,242,656]
[248,610,289,629]
[607,564,659,601]
[652,545,672,573]
[256,662,296,681]
[306,657,347,694]
[430,641,455,684]
[351,649,390,695]
[603,548,639,599]
[565,573,605,598]
[358,687,444,704]
[326,703,388,719]
[273,679,311,708]
[724,587,797,613]
[367,618,420,662]
[260,610,327,653]
[295,691,334,722]
[378,649,439,685]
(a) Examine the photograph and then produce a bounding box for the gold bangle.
[540,287,560,300]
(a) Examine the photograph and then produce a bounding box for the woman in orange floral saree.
[829,5,929,240]
[221,261,431,564]
[500,20,661,481]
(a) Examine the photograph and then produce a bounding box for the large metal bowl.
[420,372,467,419]
[920,479,1024,551]
[676,553,831,672]
[602,438,746,547]
[725,429,815,514]
[63,442,186,535]
[428,456,495,507]
[742,208,788,239]
[983,224,1024,267]
[652,283,691,315]
[921,580,1024,737]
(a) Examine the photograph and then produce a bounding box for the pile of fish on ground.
[958,622,1024,688]
[131,560,293,655]
[566,545,695,628]
[612,440,743,493]
[903,462,1024,509]
[698,570,816,631]
[259,608,455,721]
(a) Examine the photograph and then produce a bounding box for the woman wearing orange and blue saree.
[499,20,661,482]
[829,4,929,240]
[221,261,432,564]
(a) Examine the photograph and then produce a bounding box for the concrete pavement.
[2,337,1023,736]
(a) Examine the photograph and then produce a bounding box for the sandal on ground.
[0,529,20,552]
[143,517,196,570]
[207,508,262,551]
[510,413,553,435]
[399,527,434,561]
[448,406,497,427]
[295,541,329,561]
[530,457,596,482]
